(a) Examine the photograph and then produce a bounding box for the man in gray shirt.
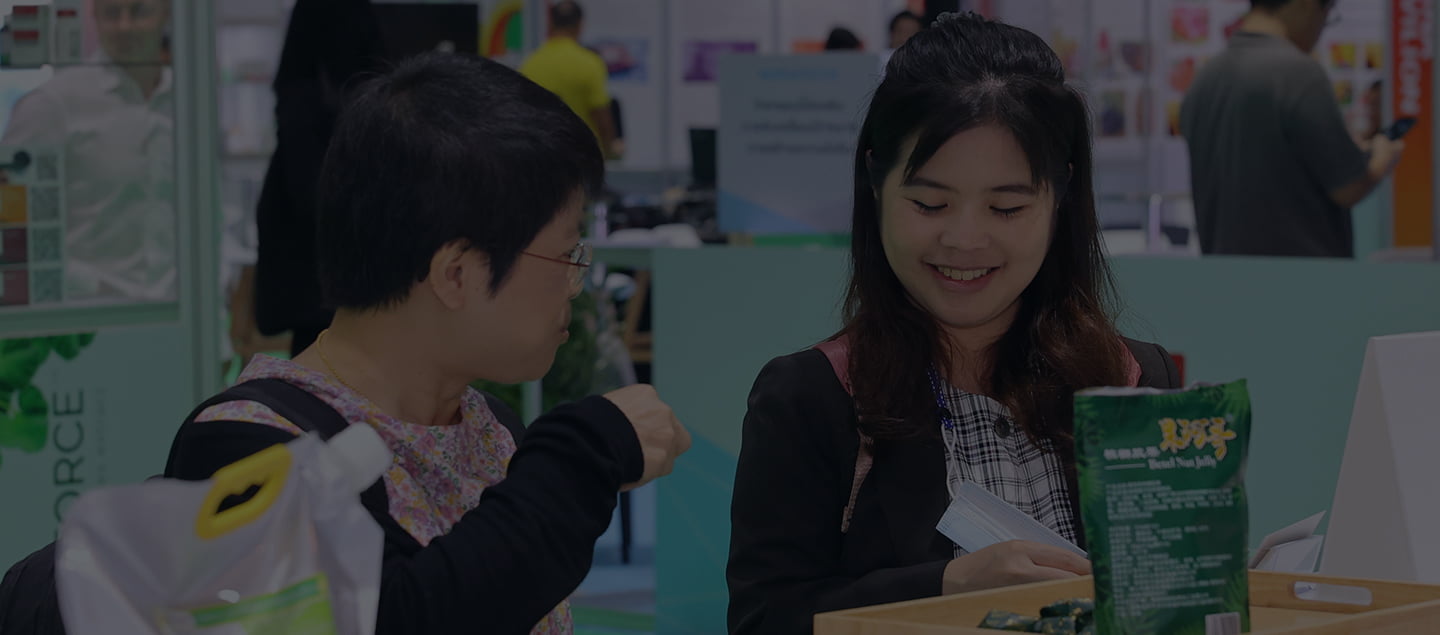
[1181,0,1403,258]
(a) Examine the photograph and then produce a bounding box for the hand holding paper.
[941,541,1091,595]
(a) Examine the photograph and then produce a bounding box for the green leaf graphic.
[0,334,96,471]
[0,412,46,452]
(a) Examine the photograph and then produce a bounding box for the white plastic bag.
[54,425,391,635]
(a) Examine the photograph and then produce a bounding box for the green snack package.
[978,610,1039,631]
[1029,616,1078,634]
[1074,381,1252,635]
[1040,598,1095,620]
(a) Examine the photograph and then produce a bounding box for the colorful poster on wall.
[1366,42,1385,70]
[1099,90,1129,138]
[1335,79,1355,107]
[1331,42,1359,70]
[1121,41,1151,74]
[1092,0,1147,78]
[1034,0,1087,73]
[1089,0,1148,160]
[1315,1,1388,150]
[682,40,758,83]
[1168,56,1200,93]
[0,325,193,568]
[666,0,772,168]
[1391,0,1434,248]
[1146,0,1248,193]
[1166,100,1183,137]
[590,37,650,82]
[0,144,64,308]
[1052,31,1081,73]
[1170,2,1211,44]
[482,0,526,66]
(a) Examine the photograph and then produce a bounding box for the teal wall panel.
[643,247,1440,634]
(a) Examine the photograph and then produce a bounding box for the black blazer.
[726,339,1181,634]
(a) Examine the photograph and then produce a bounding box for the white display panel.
[1323,331,1440,584]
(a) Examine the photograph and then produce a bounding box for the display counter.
[594,246,1440,633]
[814,571,1440,634]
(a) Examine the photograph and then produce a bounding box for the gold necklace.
[316,329,362,396]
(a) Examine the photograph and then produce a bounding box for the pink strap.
[842,438,874,533]
[1122,343,1143,387]
[815,338,852,393]
[816,337,872,533]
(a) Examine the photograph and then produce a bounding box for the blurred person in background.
[880,11,924,70]
[1,0,174,303]
[1181,0,1402,258]
[824,27,863,51]
[889,10,924,49]
[522,1,621,160]
[232,0,385,360]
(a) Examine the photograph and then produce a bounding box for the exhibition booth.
[1,0,1439,633]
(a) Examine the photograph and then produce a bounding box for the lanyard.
[927,366,956,432]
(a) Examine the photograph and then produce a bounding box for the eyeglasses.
[522,241,593,297]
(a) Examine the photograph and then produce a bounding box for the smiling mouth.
[932,265,998,282]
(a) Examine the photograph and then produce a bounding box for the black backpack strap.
[219,378,352,439]
[168,378,422,555]
[164,378,351,478]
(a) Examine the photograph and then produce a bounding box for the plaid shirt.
[937,383,1078,555]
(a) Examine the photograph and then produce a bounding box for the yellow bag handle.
[195,444,292,540]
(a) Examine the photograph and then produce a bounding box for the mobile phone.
[1387,117,1418,140]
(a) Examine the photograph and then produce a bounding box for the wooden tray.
[814,571,1440,634]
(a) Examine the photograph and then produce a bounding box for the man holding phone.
[1181,0,1404,258]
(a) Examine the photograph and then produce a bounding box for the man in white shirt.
[1,0,174,303]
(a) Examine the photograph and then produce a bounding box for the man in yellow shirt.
[521,1,620,158]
